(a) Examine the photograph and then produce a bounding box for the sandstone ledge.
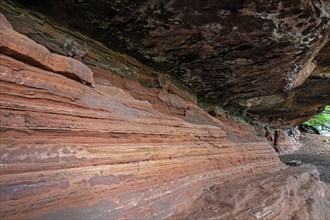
[0,9,329,220]
[0,13,94,87]
[0,14,284,219]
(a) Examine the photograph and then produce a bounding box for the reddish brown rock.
[0,9,329,220]
[3,0,329,126]
[0,13,12,29]
[0,14,286,219]
[274,130,301,154]
[0,13,94,86]
[171,164,330,220]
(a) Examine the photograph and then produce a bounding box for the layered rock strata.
[171,164,330,220]
[0,22,95,86]
[0,14,285,219]
[0,5,329,220]
[6,0,330,126]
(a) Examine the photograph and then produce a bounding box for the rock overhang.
[6,0,330,126]
[1,3,330,219]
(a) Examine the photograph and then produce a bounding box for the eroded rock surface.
[5,0,330,126]
[0,14,285,219]
[0,4,329,220]
[171,164,330,220]
[0,14,94,86]
[274,129,301,154]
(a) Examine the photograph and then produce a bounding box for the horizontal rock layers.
[7,0,330,126]
[171,164,330,220]
[0,14,94,87]
[0,14,285,219]
[0,4,329,220]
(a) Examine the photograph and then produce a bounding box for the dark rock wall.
[8,0,330,126]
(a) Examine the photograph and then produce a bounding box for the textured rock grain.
[0,6,329,220]
[0,16,94,86]
[171,164,330,220]
[0,14,285,219]
[5,0,329,126]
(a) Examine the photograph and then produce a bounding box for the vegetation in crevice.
[303,106,330,136]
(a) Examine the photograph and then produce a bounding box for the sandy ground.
[280,133,330,183]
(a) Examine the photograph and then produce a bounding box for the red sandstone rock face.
[0,11,329,220]
[0,18,94,87]
[5,0,329,126]
[274,130,301,154]
[171,164,330,220]
[0,14,284,219]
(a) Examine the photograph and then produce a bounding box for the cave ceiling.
[9,0,330,126]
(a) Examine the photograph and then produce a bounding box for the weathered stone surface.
[0,13,12,29]
[0,6,329,220]
[171,164,330,220]
[274,130,301,154]
[0,15,286,219]
[4,0,329,126]
[286,160,302,166]
[0,13,94,86]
